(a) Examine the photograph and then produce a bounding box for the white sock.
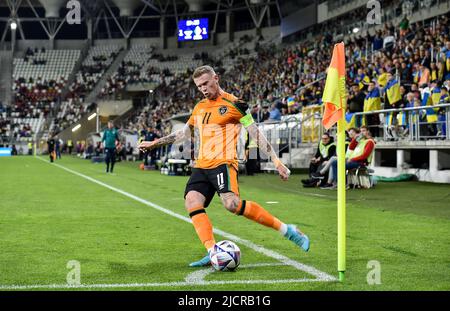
[279,223,288,236]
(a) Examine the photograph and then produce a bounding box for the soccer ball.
[210,240,241,271]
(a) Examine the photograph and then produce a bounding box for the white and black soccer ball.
[210,240,241,271]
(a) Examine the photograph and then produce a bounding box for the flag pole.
[337,116,346,282]
[320,42,347,282]
[337,42,347,281]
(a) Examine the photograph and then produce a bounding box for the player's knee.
[185,191,205,211]
[222,196,240,213]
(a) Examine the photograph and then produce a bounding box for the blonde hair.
[192,65,216,79]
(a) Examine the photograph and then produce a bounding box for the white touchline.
[8,157,336,289]
[185,263,287,284]
[0,263,324,290]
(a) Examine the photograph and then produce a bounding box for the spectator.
[144,126,159,166]
[67,139,73,154]
[364,81,382,137]
[95,141,103,156]
[55,136,61,159]
[268,103,281,121]
[322,126,375,189]
[313,128,360,187]
[348,83,366,127]
[384,71,402,109]
[126,143,134,156]
[85,143,94,159]
[11,144,18,156]
[302,132,336,188]
[399,16,409,37]
[260,105,270,122]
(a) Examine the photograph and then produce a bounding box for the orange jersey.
[187,92,249,170]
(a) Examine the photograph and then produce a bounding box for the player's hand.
[275,161,291,181]
[138,140,159,152]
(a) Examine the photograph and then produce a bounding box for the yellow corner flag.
[322,42,347,282]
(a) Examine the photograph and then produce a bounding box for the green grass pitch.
[0,156,449,290]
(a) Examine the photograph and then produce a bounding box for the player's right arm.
[138,123,192,152]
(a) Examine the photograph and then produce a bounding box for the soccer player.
[47,134,56,163]
[138,66,310,267]
[102,121,120,173]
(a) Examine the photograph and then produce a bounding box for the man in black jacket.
[348,83,366,127]
[47,134,56,163]
[301,133,336,187]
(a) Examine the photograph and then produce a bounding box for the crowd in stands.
[0,116,34,142]
[5,47,81,143]
[108,10,450,145]
[12,78,62,117]
[1,104,32,142]
[4,1,450,149]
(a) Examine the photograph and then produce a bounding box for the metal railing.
[352,103,450,141]
[255,114,313,168]
[253,103,449,167]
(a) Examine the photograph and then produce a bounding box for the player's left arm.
[236,101,291,181]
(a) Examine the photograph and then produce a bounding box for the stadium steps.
[0,51,12,105]
[85,48,128,103]
[59,43,90,100]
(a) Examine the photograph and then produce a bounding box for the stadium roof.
[0,0,283,40]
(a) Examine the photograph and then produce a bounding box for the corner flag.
[322,42,347,282]
[322,42,346,129]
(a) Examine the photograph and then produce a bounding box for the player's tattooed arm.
[138,123,192,152]
[246,123,291,181]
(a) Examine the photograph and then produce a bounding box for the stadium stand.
[5,49,81,142]
[2,0,449,183]
[144,11,449,135]
[99,44,155,98]
[13,49,80,103]
[67,45,123,101]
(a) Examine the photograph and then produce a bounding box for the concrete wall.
[97,100,132,117]
[373,147,450,184]
[129,37,161,48]
[93,39,127,48]
[55,40,86,50]
[15,39,87,51]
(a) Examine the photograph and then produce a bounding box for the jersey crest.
[218,106,228,116]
